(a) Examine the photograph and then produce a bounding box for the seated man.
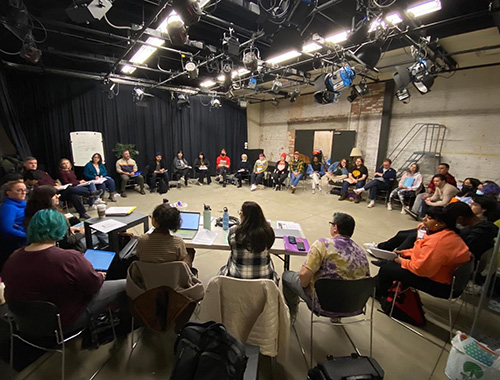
[421,174,459,217]
[22,156,90,219]
[354,158,396,208]
[234,154,250,188]
[215,149,231,187]
[282,212,370,321]
[115,150,145,197]
[289,151,305,194]
[23,169,41,198]
[147,152,169,193]
[339,157,368,203]
[411,162,457,217]
[250,153,268,191]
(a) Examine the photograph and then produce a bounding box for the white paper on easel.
[192,229,218,245]
[90,219,126,233]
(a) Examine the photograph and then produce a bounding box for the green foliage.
[112,143,139,159]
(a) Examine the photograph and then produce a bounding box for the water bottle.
[203,204,211,230]
[222,207,229,231]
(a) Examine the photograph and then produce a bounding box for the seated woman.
[271,153,289,191]
[172,151,191,187]
[137,203,195,268]
[450,177,481,205]
[339,157,368,203]
[2,209,127,332]
[322,158,349,192]
[250,153,268,191]
[307,155,325,194]
[219,201,277,283]
[59,158,100,208]
[375,206,471,299]
[193,152,211,185]
[0,181,27,271]
[25,186,108,252]
[388,163,423,213]
[82,153,117,202]
[470,195,500,222]
[234,154,250,188]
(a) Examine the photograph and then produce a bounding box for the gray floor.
[11,180,488,379]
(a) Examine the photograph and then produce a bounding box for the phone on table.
[297,241,306,251]
[288,236,297,245]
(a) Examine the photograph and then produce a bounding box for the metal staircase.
[388,123,447,176]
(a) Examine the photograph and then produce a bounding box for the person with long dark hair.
[272,153,289,191]
[82,153,117,202]
[452,177,481,204]
[219,201,277,282]
[173,151,191,187]
[193,152,211,185]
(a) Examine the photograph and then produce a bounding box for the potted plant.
[112,143,139,159]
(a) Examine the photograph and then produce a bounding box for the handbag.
[381,281,426,326]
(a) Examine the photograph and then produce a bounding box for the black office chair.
[293,277,376,368]
[7,300,85,380]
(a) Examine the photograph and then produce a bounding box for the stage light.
[354,42,382,70]
[133,87,145,102]
[271,77,283,94]
[66,0,113,24]
[20,34,41,63]
[217,74,226,82]
[177,93,190,107]
[185,60,198,79]
[242,48,260,71]
[232,68,250,78]
[166,13,188,45]
[410,59,434,94]
[396,87,411,103]
[407,0,442,18]
[222,29,240,58]
[200,79,216,88]
[210,96,222,108]
[289,88,300,103]
[171,0,202,26]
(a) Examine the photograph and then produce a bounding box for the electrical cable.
[104,14,133,30]
[0,47,22,55]
[372,0,397,8]
[28,15,48,43]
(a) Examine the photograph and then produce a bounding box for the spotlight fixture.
[20,33,41,63]
[177,93,190,108]
[66,0,113,24]
[103,79,119,99]
[172,0,202,26]
[248,77,257,89]
[133,87,145,102]
[313,69,353,105]
[289,88,300,103]
[410,59,434,94]
[396,87,411,103]
[353,41,382,71]
[242,46,260,72]
[238,99,248,108]
[210,96,222,108]
[185,60,198,79]
[222,28,240,58]
[271,77,283,94]
[166,13,188,45]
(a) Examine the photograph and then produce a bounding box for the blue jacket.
[306,163,325,177]
[83,162,108,180]
[376,166,397,186]
[0,197,27,238]
[328,161,349,175]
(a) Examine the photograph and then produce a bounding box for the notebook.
[173,212,200,240]
[366,247,397,260]
[105,206,137,216]
[84,249,116,271]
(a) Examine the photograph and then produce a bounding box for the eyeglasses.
[329,221,335,226]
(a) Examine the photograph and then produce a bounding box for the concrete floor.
[11,180,483,380]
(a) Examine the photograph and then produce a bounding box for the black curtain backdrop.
[4,69,247,178]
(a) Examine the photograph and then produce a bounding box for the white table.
[184,220,308,271]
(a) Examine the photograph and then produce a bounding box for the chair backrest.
[8,300,60,338]
[314,277,376,314]
[452,256,475,298]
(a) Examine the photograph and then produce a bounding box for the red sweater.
[400,229,471,284]
[3,246,104,328]
[59,169,80,186]
[216,155,231,169]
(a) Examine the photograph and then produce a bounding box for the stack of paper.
[90,219,126,233]
[193,229,218,245]
[105,206,137,216]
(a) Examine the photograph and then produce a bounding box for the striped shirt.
[136,230,187,263]
[219,226,278,283]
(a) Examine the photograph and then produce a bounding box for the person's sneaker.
[312,189,315,194]
[367,200,375,208]
[338,193,347,201]
[198,181,203,186]
[354,195,361,203]
[371,259,389,267]
[250,184,257,191]
[401,206,406,214]
[120,192,127,198]
[354,188,363,195]
[363,242,377,250]
[150,188,155,193]
[177,181,181,189]
[237,183,242,188]
[387,203,393,211]
[95,198,106,205]
[139,189,146,195]
[223,183,226,188]
[318,185,322,192]
[81,213,91,219]
[291,186,296,194]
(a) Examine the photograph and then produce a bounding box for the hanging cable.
[0,47,22,55]
[104,14,133,30]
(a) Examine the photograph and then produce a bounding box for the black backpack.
[170,321,248,380]
[158,178,169,194]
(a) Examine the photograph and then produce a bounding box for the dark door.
[294,130,314,157]
[331,130,356,163]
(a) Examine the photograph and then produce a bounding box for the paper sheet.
[105,206,136,216]
[276,221,301,230]
[56,184,71,191]
[192,229,218,245]
[90,219,126,233]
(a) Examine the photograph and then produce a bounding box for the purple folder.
[284,236,310,253]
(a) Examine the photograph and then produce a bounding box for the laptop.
[84,249,116,271]
[366,247,397,260]
[173,211,200,240]
[273,228,302,239]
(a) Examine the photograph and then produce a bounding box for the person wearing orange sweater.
[375,206,471,299]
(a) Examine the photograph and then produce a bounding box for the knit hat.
[280,153,287,159]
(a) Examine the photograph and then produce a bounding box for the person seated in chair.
[354,158,396,208]
[82,153,117,202]
[137,203,195,268]
[339,157,368,203]
[2,209,127,332]
[307,155,325,194]
[215,149,230,187]
[375,206,471,300]
[193,152,211,185]
[23,156,90,219]
[451,177,481,205]
[147,152,169,193]
[234,154,250,188]
[23,170,41,198]
[282,212,370,321]
[420,174,459,218]
[58,158,100,208]
[172,150,191,187]
[115,150,145,197]
[322,158,349,193]
[289,151,305,194]
[388,163,423,213]
[272,153,289,191]
[250,153,268,191]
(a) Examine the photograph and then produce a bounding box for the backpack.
[158,178,168,194]
[170,321,248,380]
[381,282,426,326]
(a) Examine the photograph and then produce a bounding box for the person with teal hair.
[2,209,127,331]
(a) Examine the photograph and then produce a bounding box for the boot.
[338,192,347,201]
[354,194,362,203]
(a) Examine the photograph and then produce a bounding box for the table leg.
[109,232,120,253]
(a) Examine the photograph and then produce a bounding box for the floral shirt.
[303,235,370,317]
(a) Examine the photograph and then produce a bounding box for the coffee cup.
[97,204,106,218]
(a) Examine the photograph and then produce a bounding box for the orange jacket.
[400,229,471,284]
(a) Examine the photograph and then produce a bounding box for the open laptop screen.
[179,212,200,230]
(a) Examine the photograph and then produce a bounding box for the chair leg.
[341,326,361,356]
[292,324,309,369]
[108,308,118,344]
[389,282,400,317]
[61,342,65,380]
[310,304,314,367]
[370,288,375,358]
